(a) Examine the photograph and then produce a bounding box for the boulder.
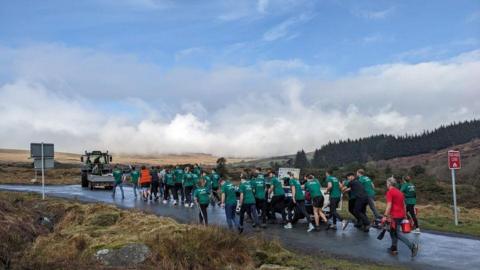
[95,243,150,267]
[258,264,295,270]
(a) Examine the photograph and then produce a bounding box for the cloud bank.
[0,44,479,157]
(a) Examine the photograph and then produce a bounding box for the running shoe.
[284,223,292,229]
[307,223,315,232]
[162,200,168,204]
[413,228,421,234]
[342,220,350,230]
[184,203,189,207]
[388,247,398,255]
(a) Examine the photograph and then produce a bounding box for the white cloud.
[263,13,313,41]
[257,0,269,13]
[0,44,479,157]
[353,6,395,20]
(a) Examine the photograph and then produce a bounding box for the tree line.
[293,119,480,168]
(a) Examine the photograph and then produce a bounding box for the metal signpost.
[448,150,461,226]
[31,143,54,199]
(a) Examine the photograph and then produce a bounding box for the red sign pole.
[448,151,460,226]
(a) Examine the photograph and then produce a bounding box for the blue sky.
[1,0,478,73]
[0,0,479,156]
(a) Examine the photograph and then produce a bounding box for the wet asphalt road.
[1,184,479,270]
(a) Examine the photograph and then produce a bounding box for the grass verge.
[0,191,401,270]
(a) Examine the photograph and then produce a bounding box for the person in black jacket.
[344,175,370,232]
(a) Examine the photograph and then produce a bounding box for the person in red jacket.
[383,177,419,257]
[139,165,152,201]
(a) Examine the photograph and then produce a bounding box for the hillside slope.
[369,139,480,186]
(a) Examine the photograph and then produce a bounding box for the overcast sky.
[0,0,479,157]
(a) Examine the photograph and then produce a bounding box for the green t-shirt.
[359,175,375,197]
[193,166,202,177]
[327,175,341,198]
[192,174,199,186]
[305,179,323,199]
[174,168,184,184]
[271,177,285,196]
[400,182,417,205]
[113,169,123,184]
[183,172,194,187]
[210,173,220,188]
[165,173,174,186]
[221,181,237,205]
[203,175,212,188]
[194,186,210,205]
[130,170,139,184]
[252,177,266,199]
[343,179,355,199]
[239,181,256,204]
[289,178,305,200]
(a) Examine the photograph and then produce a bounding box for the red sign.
[448,151,461,170]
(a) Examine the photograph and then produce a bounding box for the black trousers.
[150,181,159,198]
[329,197,343,223]
[406,204,419,229]
[173,183,184,202]
[164,185,174,200]
[211,187,220,202]
[353,197,370,226]
[239,203,259,227]
[289,200,311,223]
[348,199,358,223]
[255,198,267,224]
[184,186,193,204]
[270,195,287,223]
[199,204,209,225]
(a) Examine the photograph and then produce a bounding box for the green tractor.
[80,150,115,190]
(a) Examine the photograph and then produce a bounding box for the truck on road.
[80,150,115,190]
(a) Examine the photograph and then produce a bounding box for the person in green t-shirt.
[238,177,259,233]
[173,166,185,205]
[163,168,175,204]
[194,178,210,226]
[183,167,195,208]
[284,172,314,232]
[193,164,202,177]
[357,169,381,219]
[267,171,287,224]
[304,175,329,231]
[112,165,125,199]
[401,175,420,232]
[326,170,349,230]
[221,178,240,230]
[130,166,140,199]
[210,169,221,203]
[252,170,267,228]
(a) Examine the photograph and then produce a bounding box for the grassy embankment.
[0,191,400,270]
[339,200,480,237]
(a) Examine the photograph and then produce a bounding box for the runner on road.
[194,178,210,226]
[238,176,259,233]
[112,165,125,199]
[139,165,151,201]
[342,173,359,226]
[285,173,314,232]
[130,166,140,199]
[326,170,349,230]
[383,177,419,257]
[163,168,175,204]
[268,171,287,225]
[304,175,329,231]
[357,169,382,220]
[253,170,267,228]
[221,178,240,230]
[401,175,420,233]
[173,166,184,205]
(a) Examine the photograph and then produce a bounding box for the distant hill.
[233,119,480,169]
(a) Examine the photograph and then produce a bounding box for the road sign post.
[448,150,461,226]
[31,143,54,200]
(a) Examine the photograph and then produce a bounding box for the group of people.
[110,165,420,257]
